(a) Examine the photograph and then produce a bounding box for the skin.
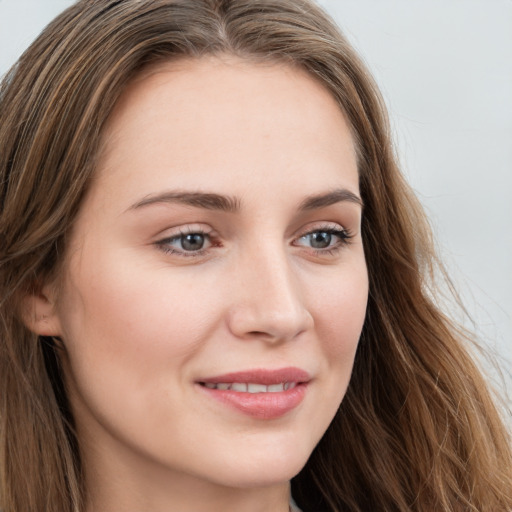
[31,56,368,512]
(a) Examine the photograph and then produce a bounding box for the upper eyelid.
[295,221,347,237]
[157,218,349,233]
[155,223,351,251]
[155,221,347,240]
[154,224,215,239]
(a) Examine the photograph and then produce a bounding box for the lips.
[197,367,310,420]
[203,382,298,392]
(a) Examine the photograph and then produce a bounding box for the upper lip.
[198,367,311,385]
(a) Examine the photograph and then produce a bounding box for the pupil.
[311,232,331,249]
[182,233,204,251]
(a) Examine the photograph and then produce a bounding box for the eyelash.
[156,228,216,258]
[155,225,353,258]
[295,226,353,256]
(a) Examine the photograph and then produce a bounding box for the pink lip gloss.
[197,367,310,420]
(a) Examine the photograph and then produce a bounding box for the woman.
[0,1,510,511]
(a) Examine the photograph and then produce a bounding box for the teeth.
[203,382,297,393]
[247,383,267,393]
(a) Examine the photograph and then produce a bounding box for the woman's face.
[49,57,368,498]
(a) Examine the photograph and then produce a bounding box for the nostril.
[226,299,312,342]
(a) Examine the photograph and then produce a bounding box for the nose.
[226,243,313,343]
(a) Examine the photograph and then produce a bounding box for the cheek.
[314,263,368,347]
[55,249,223,407]
[54,251,225,448]
[309,260,368,386]
[60,250,216,352]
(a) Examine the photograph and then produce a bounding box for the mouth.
[199,381,298,392]
[196,367,310,419]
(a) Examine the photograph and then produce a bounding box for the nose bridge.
[227,237,312,341]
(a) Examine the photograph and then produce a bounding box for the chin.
[206,444,312,489]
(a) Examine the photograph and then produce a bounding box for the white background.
[1,1,510,394]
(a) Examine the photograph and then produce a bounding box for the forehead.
[93,55,358,203]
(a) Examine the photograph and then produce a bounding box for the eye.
[295,227,352,252]
[304,231,335,249]
[180,233,207,251]
[156,229,213,256]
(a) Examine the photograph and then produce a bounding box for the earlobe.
[21,287,63,337]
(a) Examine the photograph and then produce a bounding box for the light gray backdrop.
[1,1,510,391]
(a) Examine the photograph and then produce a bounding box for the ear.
[21,284,63,337]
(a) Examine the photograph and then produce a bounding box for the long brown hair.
[1,1,510,511]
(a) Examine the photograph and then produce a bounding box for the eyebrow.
[127,188,362,213]
[299,188,363,210]
[128,191,241,212]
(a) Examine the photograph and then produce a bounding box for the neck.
[82,443,291,512]
[86,480,291,512]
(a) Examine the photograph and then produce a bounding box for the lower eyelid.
[154,225,353,257]
[156,241,210,258]
[155,230,213,253]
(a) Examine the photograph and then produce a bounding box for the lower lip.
[198,383,308,420]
